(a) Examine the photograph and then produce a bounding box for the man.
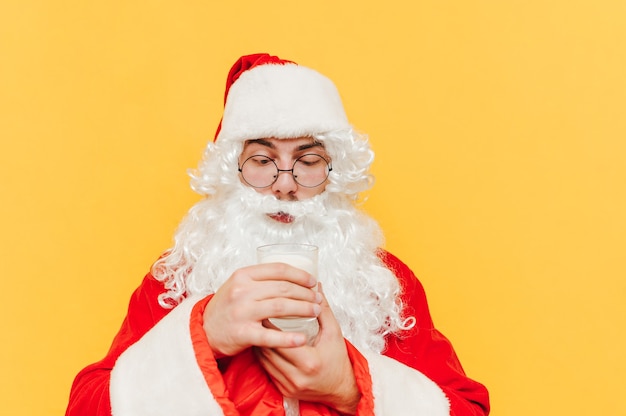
[66,53,490,415]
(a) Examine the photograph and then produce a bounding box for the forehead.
[241,137,324,153]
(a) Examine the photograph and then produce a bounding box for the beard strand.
[154,184,404,353]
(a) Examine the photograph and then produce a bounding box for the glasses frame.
[238,153,333,188]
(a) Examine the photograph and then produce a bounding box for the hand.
[256,284,361,415]
[203,263,322,357]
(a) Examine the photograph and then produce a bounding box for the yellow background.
[2,1,625,415]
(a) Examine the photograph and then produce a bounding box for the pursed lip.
[267,211,295,224]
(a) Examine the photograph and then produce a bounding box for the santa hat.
[214,53,350,142]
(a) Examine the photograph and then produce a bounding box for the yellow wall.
[2,1,625,414]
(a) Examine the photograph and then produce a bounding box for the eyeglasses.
[238,154,332,188]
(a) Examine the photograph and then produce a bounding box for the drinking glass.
[257,243,321,416]
[257,243,320,344]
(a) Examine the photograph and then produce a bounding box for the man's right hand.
[202,263,321,358]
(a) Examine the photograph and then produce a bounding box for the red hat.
[214,53,350,142]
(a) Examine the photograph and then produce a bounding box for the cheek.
[255,187,274,196]
[298,181,328,199]
[238,173,272,195]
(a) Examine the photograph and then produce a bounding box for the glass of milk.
[257,243,320,344]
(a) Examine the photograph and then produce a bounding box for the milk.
[259,253,316,275]
[257,244,320,342]
[257,244,320,416]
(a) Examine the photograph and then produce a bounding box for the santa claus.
[66,53,490,416]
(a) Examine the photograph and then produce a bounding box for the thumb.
[316,282,338,327]
[317,282,330,308]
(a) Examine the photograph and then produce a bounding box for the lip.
[267,212,295,224]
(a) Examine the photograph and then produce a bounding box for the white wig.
[151,54,413,353]
[152,130,414,353]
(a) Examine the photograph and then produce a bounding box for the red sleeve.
[380,250,491,416]
[65,273,170,416]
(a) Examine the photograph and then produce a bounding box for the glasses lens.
[240,155,277,188]
[239,154,331,188]
[293,154,330,187]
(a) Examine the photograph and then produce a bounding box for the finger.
[251,280,320,304]
[260,335,314,365]
[316,282,334,319]
[256,352,293,396]
[256,348,299,392]
[252,298,322,321]
[315,283,342,334]
[248,327,308,349]
[248,263,317,288]
[257,346,294,368]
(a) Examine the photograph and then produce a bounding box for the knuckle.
[277,281,291,296]
[259,328,277,346]
[231,268,247,281]
[227,284,249,302]
[269,300,286,315]
[291,375,313,392]
[300,358,321,375]
[273,262,290,275]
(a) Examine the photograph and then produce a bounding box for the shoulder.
[131,271,168,303]
[123,266,175,329]
[377,249,426,298]
[377,248,434,329]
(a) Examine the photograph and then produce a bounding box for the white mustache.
[236,185,330,218]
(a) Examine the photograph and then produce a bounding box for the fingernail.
[313,304,321,316]
[293,333,306,346]
[315,292,323,303]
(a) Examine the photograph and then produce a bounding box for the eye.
[249,155,273,166]
[297,154,325,166]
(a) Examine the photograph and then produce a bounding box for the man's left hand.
[255,284,361,415]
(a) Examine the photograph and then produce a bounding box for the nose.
[271,166,298,199]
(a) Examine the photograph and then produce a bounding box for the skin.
[202,137,361,414]
[239,136,330,201]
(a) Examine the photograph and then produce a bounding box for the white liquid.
[259,253,316,275]
[257,246,319,415]
[258,251,319,341]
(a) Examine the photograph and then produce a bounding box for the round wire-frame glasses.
[238,154,332,188]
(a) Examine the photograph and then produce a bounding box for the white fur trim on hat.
[217,63,350,142]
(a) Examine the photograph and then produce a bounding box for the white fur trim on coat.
[110,296,224,416]
[218,63,350,142]
[366,352,451,415]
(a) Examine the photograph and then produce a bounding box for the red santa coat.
[66,251,490,415]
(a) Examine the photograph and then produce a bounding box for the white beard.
[153,184,405,353]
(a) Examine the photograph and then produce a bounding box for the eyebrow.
[297,140,325,151]
[245,138,275,149]
[244,139,325,152]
